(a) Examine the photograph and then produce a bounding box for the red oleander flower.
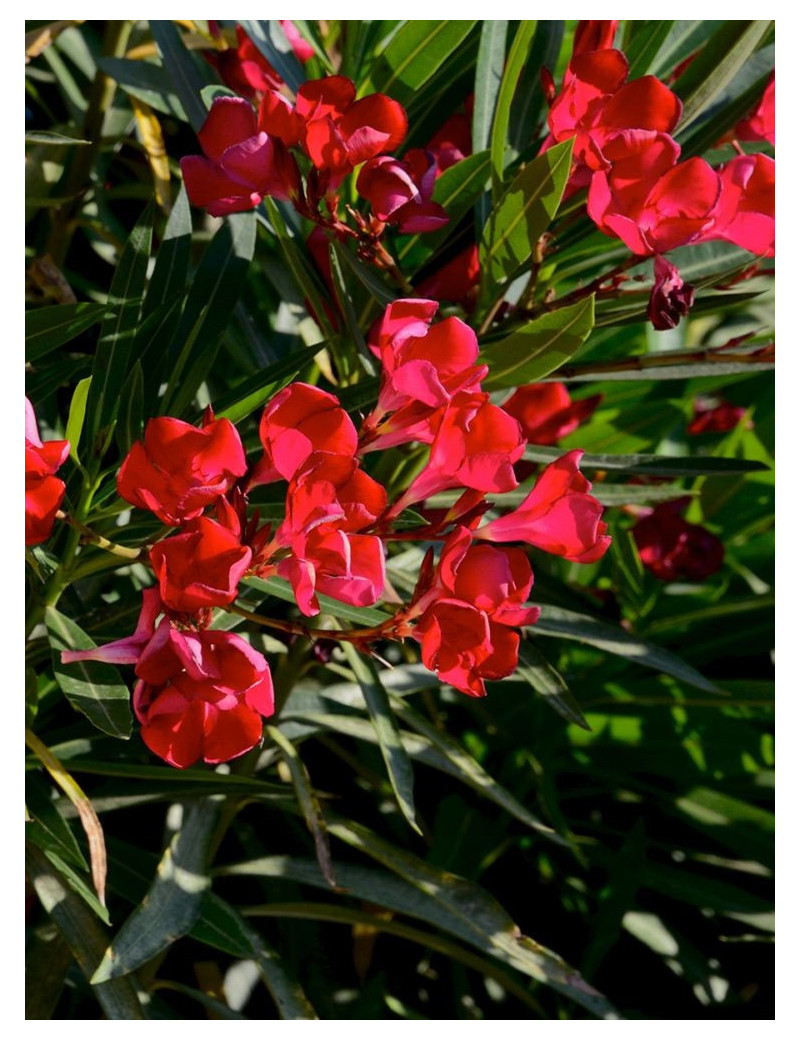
[632,498,724,582]
[204,26,283,99]
[416,244,480,311]
[397,391,525,508]
[501,382,601,445]
[117,414,247,527]
[475,449,611,563]
[252,383,359,486]
[357,152,449,233]
[701,153,775,257]
[544,49,682,185]
[180,96,299,216]
[735,72,775,147]
[648,255,695,330]
[571,20,619,55]
[259,75,407,188]
[587,131,720,255]
[133,627,274,768]
[279,528,386,616]
[25,397,69,546]
[426,106,472,175]
[687,399,748,436]
[150,516,253,613]
[62,591,275,768]
[280,20,314,63]
[362,299,486,450]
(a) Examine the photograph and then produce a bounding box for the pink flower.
[416,244,480,311]
[412,528,540,698]
[278,528,386,616]
[633,498,724,582]
[252,383,359,486]
[357,152,449,233]
[702,153,775,257]
[501,383,601,445]
[735,72,775,147]
[180,96,299,216]
[133,627,274,768]
[572,21,619,55]
[150,516,253,614]
[396,391,525,509]
[204,26,282,99]
[361,299,486,450]
[279,20,314,63]
[544,50,682,185]
[687,399,748,436]
[25,397,69,546]
[62,592,275,768]
[648,255,695,330]
[117,413,247,527]
[475,450,611,563]
[259,75,407,188]
[587,131,720,255]
[426,108,472,175]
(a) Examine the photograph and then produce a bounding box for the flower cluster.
[25,398,69,546]
[46,297,610,767]
[543,24,775,328]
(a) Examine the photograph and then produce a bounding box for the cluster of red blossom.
[542,20,775,329]
[27,300,613,768]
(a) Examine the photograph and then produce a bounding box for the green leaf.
[508,22,564,155]
[341,643,421,835]
[523,444,770,477]
[199,84,238,109]
[368,21,477,107]
[26,303,107,363]
[86,203,153,448]
[489,21,536,201]
[267,726,336,887]
[328,817,618,1017]
[25,129,91,146]
[191,895,318,1019]
[213,342,323,425]
[388,694,563,840]
[333,238,398,309]
[673,21,772,131]
[291,20,335,72]
[531,606,721,693]
[143,181,191,317]
[480,296,595,388]
[162,211,256,417]
[150,20,215,131]
[241,20,306,95]
[97,56,188,121]
[515,641,590,729]
[91,797,221,982]
[26,774,88,873]
[479,138,573,297]
[116,361,144,457]
[46,607,133,740]
[26,843,145,1020]
[625,21,676,79]
[472,21,508,160]
[65,376,91,465]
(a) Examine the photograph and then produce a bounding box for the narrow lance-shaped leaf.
[673,20,772,132]
[388,693,565,841]
[480,295,595,389]
[150,20,215,131]
[267,725,337,888]
[531,605,722,694]
[241,20,306,94]
[91,796,222,983]
[97,56,188,121]
[489,20,536,202]
[190,894,318,1019]
[523,444,769,477]
[25,843,145,1020]
[625,21,676,79]
[473,19,508,225]
[479,137,573,302]
[65,376,91,466]
[366,21,477,107]
[341,642,421,835]
[26,302,107,363]
[143,181,191,316]
[46,606,133,740]
[515,640,591,730]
